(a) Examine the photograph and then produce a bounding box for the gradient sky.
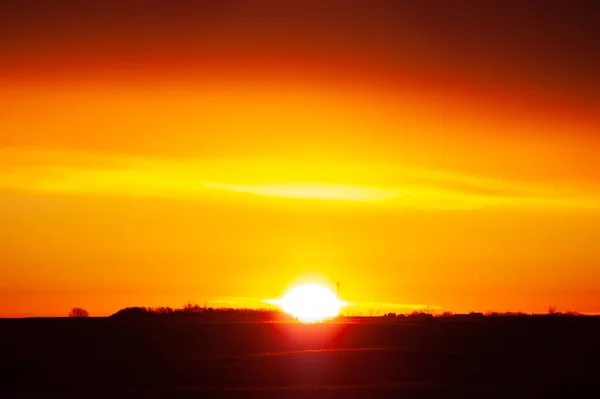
[1,1,599,317]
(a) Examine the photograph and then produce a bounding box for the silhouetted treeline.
[110,304,294,322]
[109,305,586,323]
[376,309,585,320]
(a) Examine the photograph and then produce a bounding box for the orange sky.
[1,1,599,317]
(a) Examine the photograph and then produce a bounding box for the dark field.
[2,317,599,398]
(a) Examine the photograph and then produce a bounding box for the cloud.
[202,182,399,202]
[0,148,598,210]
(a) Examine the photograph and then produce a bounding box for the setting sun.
[274,284,343,323]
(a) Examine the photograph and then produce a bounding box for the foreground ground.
[2,316,599,398]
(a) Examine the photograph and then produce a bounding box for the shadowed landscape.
[3,313,599,398]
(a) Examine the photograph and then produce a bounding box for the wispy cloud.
[202,182,399,202]
[1,148,598,210]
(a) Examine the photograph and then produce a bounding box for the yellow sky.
[1,85,600,316]
[1,2,600,316]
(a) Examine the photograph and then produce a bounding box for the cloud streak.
[1,148,598,210]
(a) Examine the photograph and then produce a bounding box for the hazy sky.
[1,1,599,316]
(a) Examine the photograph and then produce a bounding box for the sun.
[276,283,342,323]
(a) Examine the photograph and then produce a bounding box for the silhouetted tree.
[68,308,89,318]
[183,303,203,313]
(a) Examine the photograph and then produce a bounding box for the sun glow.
[276,284,342,323]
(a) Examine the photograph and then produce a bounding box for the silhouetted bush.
[68,308,89,318]
[408,311,433,320]
[111,307,151,317]
[564,310,584,316]
[150,307,174,314]
[183,303,203,313]
[548,305,559,315]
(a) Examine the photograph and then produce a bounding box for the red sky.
[1,1,599,316]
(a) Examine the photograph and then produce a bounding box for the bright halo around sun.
[277,284,342,323]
